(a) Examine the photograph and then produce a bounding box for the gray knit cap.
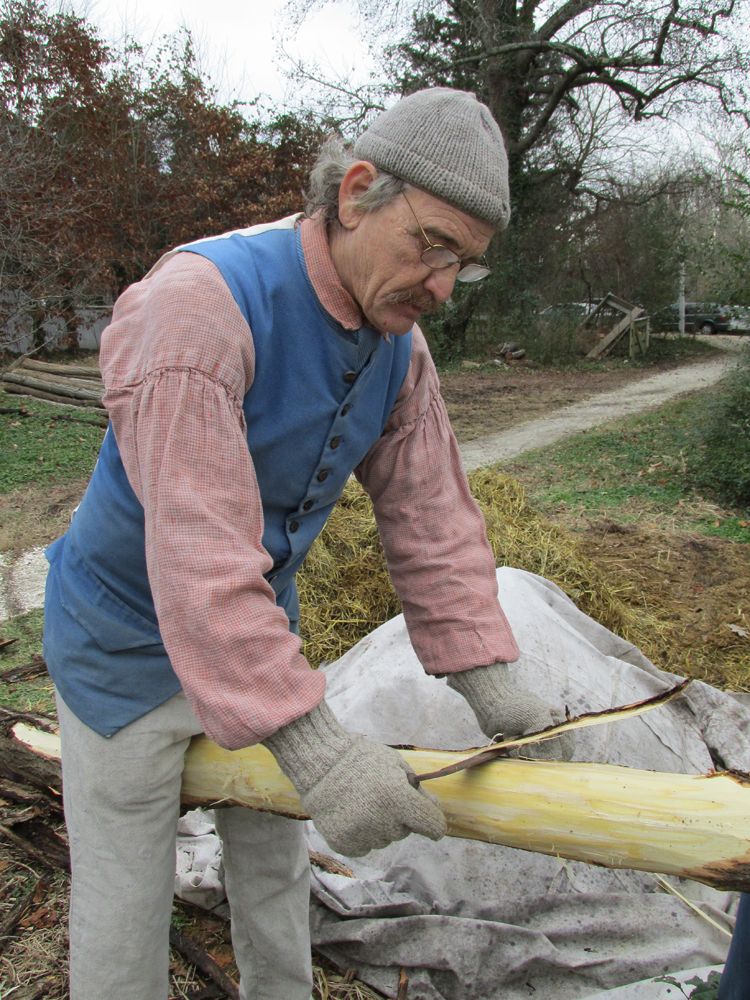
[353,87,510,229]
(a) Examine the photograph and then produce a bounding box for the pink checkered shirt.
[99,214,519,749]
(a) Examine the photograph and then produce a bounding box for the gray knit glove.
[447,663,574,761]
[263,701,447,856]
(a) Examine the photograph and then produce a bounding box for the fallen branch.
[169,926,240,1000]
[0,820,68,872]
[0,877,42,959]
[1,656,48,684]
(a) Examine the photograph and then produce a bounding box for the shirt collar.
[299,214,390,341]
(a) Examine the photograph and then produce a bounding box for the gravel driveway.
[460,346,740,470]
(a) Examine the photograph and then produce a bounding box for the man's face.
[337,182,495,337]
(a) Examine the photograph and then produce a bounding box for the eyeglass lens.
[405,194,490,283]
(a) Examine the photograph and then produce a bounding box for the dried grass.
[0,843,384,1000]
[298,470,670,668]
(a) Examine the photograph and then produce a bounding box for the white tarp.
[176,568,749,999]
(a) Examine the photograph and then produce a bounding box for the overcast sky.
[78,0,375,106]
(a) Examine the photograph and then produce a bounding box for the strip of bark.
[414,679,691,782]
[0,638,19,653]
[308,850,354,878]
[169,926,240,1000]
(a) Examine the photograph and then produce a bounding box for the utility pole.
[678,261,686,335]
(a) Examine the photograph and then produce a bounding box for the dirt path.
[459,349,739,470]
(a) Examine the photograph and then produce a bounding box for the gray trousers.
[56,690,313,1000]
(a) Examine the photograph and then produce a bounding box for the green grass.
[504,393,750,541]
[0,390,105,493]
[0,607,55,715]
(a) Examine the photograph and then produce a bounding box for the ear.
[338,161,379,230]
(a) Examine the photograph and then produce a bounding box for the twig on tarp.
[397,968,409,999]
[169,926,240,1000]
[309,850,354,878]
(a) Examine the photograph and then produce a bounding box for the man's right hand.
[263,701,446,857]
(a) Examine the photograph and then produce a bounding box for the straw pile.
[297,469,668,668]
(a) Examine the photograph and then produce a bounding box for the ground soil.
[576,518,749,692]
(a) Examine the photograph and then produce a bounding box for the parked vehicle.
[651,302,731,335]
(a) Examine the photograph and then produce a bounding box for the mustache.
[384,288,442,315]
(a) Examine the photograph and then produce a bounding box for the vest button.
[330,436,342,449]
[289,520,299,533]
[343,370,357,384]
[317,469,330,482]
[341,403,352,415]
[302,499,313,511]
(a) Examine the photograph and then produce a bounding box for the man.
[44,87,570,1000]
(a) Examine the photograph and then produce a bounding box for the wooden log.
[1,372,102,401]
[13,723,750,892]
[17,359,101,378]
[2,381,106,415]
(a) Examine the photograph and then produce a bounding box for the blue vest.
[44,223,412,736]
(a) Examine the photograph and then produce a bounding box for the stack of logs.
[1,358,107,428]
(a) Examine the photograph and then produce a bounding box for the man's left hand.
[446,662,574,760]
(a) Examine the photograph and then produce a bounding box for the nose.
[423,266,458,304]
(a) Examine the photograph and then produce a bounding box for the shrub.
[687,346,750,507]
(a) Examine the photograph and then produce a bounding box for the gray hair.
[304,136,406,225]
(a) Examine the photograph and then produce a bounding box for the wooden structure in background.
[584,293,650,360]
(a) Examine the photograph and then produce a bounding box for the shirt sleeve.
[100,253,325,749]
[356,327,520,674]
